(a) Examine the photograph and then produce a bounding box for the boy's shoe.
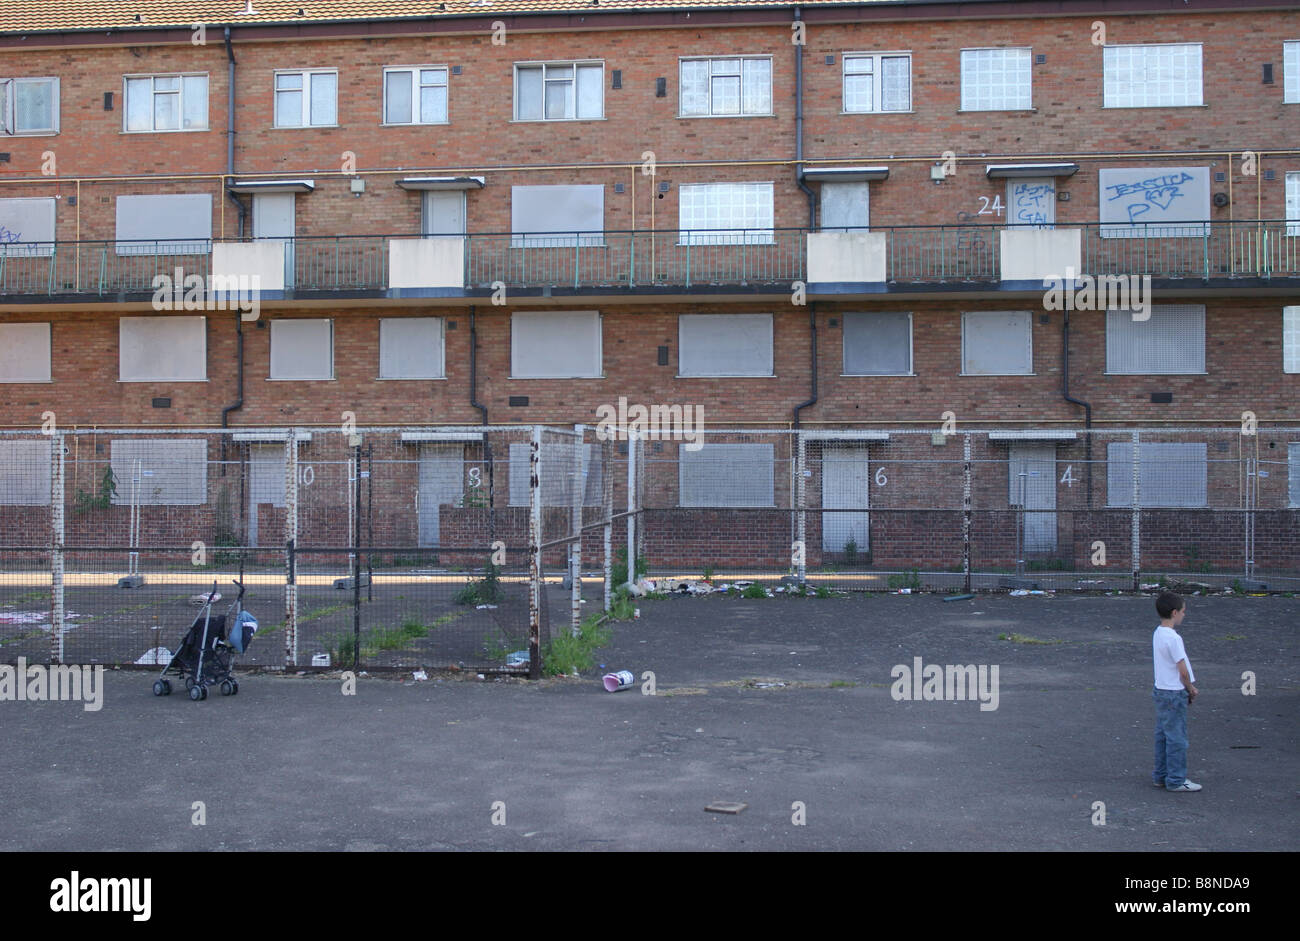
[1166,780,1202,792]
[1152,779,1166,788]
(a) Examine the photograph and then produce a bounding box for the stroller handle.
[232,579,246,602]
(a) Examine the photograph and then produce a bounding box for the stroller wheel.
[230,681,239,696]
[220,680,234,696]
[189,684,206,702]
[184,676,196,691]
[153,679,171,697]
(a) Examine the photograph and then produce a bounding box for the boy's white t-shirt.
[1153,625,1194,690]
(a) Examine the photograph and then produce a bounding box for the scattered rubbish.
[117,575,145,589]
[476,674,485,680]
[634,608,641,619]
[732,580,754,589]
[715,583,732,592]
[1140,583,1161,591]
[134,646,172,665]
[189,592,221,606]
[602,670,635,692]
[311,653,331,667]
[506,650,529,668]
[704,801,748,815]
[897,588,912,594]
[412,669,428,682]
[1009,589,1049,596]
[752,681,787,689]
[475,604,498,610]
[943,594,976,602]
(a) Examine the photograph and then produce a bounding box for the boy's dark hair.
[1155,590,1185,619]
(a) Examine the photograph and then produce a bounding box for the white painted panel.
[999,228,1080,281]
[119,316,206,381]
[388,237,464,289]
[0,323,51,382]
[806,232,887,283]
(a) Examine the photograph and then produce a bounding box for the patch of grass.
[642,590,669,600]
[1229,579,1245,595]
[701,564,715,581]
[542,613,613,677]
[1182,545,1213,574]
[998,632,1064,645]
[1218,633,1246,641]
[887,570,922,591]
[300,603,351,622]
[815,585,832,599]
[612,547,648,587]
[454,561,502,606]
[829,679,857,688]
[481,635,511,660]
[609,590,637,620]
[741,583,769,599]
[1027,558,1069,572]
[74,467,117,513]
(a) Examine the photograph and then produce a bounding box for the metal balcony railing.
[0,221,1294,297]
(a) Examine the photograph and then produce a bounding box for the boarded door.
[822,445,870,555]
[418,443,463,548]
[1008,444,1056,554]
[253,192,296,287]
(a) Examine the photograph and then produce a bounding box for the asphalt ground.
[2,592,1295,852]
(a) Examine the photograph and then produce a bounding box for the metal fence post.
[50,433,65,665]
[626,428,637,586]
[963,433,972,594]
[285,429,299,668]
[570,425,584,635]
[796,432,807,584]
[602,437,613,612]
[528,425,543,680]
[352,438,362,669]
[1131,430,1141,591]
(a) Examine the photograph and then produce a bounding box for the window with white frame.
[843,312,912,375]
[1106,442,1207,508]
[961,311,1032,375]
[1103,43,1203,108]
[384,67,449,124]
[270,319,333,380]
[1282,41,1298,103]
[124,74,208,132]
[379,318,445,379]
[0,323,51,382]
[678,182,774,245]
[274,70,337,127]
[1,77,58,134]
[1284,306,1300,373]
[514,62,603,121]
[0,440,51,506]
[508,442,603,507]
[119,317,206,382]
[680,56,772,116]
[680,443,774,507]
[679,313,773,377]
[960,48,1031,111]
[1290,442,1300,508]
[110,439,208,506]
[510,311,602,378]
[1287,172,1300,237]
[1105,305,1205,375]
[842,53,911,113]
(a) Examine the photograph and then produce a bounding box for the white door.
[417,443,463,548]
[247,444,287,547]
[822,445,871,555]
[1009,444,1056,554]
[422,190,466,237]
[253,192,296,286]
[820,181,870,233]
[1006,177,1055,229]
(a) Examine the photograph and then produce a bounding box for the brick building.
[0,0,1296,575]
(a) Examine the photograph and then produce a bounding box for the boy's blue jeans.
[1153,687,1189,789]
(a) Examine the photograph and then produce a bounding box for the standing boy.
[1152,590,1201,792]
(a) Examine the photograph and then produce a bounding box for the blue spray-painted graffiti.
[0,225,24,244]
[1010,182,1053,225]
[1104,171,1193,223]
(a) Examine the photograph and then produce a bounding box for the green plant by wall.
[887,569,922,591]
[542,613,613,677]
[843,537,859,565]
[74,467,117,513]
[454,560,503,606]
[612,546,648,586]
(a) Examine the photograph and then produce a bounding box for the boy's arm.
[1177,659,1198,703]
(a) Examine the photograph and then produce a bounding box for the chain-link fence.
[0,426,618,673]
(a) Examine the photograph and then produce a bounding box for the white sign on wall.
[1099,166,1210,238]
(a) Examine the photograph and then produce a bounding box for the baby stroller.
[152,580,257,702]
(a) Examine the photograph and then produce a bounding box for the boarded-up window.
[679,443,774,507]
[1098,167,1210,238]
[0,323,51,382]
[843,312,911,375]
[0,197,56,256]
[679,313,773,377]
[379,318,444,379]
[1106,442,1207,508]
[820,181,870,232]
[0,439,51,505]
[510,184,604,247]
[1284,306,1299,374]
[1291,442,1300,509]
[962,311,1032,375]
[270,319,333,380]
[111,439,208,506]
[115,193,212,255]
[119,317,206,381]
[1106,305,1205,375]
[511,311,601,378]
[508,442,602,506]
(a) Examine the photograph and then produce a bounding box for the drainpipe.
[1062,307,1093,506]
[794,6,817,229]
[220,26,246,457]
[793,302,818,428]
[469,306,496,538]
[224,27,247,238]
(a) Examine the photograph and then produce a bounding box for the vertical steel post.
[1131,430,1141,591]
[285,429,299,668]
[353,440,362,669]
[796,432,807,584]
[626,428,636,588]
[602,437,613,612]
[963,434,972,594]
[50,433,65,665]
[528,425,543,680]
[570,426,584,636]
